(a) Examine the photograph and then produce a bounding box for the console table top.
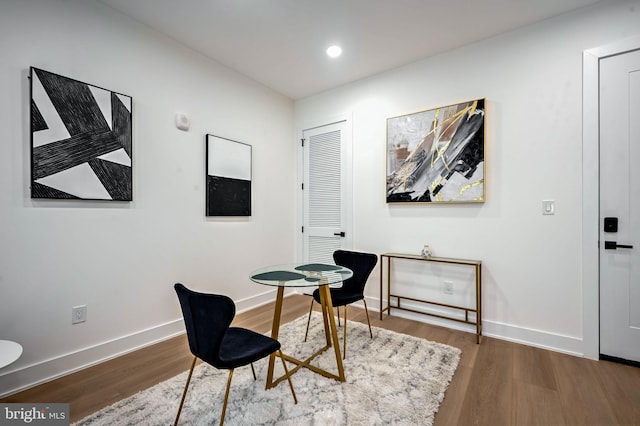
[381,252,482,266]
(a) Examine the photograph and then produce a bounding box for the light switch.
[542,200,555,215]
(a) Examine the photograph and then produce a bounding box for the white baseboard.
[363,296,585,358]
[0,320,185,398]
[0,290,585,398]
[481,318,584,357]
[0,288,298,398]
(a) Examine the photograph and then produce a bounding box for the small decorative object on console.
[421,245,432,258]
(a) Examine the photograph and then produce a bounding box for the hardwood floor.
[2,294,640,425]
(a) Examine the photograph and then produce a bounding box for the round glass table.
[249,263,353,387]
[250,263,352,287]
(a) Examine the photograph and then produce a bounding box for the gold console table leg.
[378,253,483,344]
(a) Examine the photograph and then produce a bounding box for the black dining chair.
[304,250,378,359]
[173,283,297,426]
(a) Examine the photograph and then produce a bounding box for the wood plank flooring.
[2,294,639,425]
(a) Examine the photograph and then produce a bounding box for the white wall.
[0,0,296,395]
[294,0,640,355]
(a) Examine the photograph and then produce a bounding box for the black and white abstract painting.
[30,67,133,201]
[386,98,485,203]
[206,134,252,216]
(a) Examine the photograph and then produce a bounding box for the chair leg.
[220,369,234,426]
[277,349,298,404]
[174,356,197,426]
[250,363,257,380]
[337,305,341,326]
[304,297,314,341]
[343,305,348,359]
[363,299,373,339]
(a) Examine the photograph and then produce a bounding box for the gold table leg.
[266,283,346,389]
[266,286,285,389]
[318,284,345,381]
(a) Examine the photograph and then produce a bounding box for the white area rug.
[74,313,461,425]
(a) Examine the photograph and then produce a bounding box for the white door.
[302,121,351,264]
[599,48,640,363]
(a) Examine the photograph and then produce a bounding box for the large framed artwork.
[30,67,133,201]
[206,134,252,216]
[386,98,485,203]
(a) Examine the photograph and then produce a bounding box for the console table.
[379,253,482,343]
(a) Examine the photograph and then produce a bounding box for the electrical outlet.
[444,281,453,295]
[72,305,87,324]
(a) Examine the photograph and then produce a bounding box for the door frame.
[582,35,640,360]
[296,113,353,262]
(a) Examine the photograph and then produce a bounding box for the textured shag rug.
[74,312,461,425]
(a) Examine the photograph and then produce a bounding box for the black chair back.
[333,250,378,296]
[174,283,235,368]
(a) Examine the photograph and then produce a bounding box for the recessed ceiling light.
[326,45,342,58]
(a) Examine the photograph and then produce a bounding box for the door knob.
[604,241,634,250]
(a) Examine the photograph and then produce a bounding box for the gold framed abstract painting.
[386,98,485,203]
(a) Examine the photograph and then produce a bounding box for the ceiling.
[97,0,601,99]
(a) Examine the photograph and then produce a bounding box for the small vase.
[421,245,432,258]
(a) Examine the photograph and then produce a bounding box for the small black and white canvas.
[206,134,252,216]
[30,67,133,201]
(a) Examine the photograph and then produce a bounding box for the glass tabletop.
[249,263,353,287]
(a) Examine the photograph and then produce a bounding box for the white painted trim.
[482,320,583,357]
[304,291,585,357]
[296,113,354,262]
[343,115,354,251]
[0,288,295,398]
[0,320,185,398]
[582,35,640,361]
[366,295,583,357]
[582,48,600,360]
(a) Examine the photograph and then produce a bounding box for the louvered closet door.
[303,121,349,264]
